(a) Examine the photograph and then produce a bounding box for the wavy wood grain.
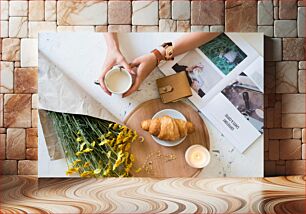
[0,176,305,213]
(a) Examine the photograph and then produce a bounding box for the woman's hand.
[99,33,134,96]
[99,49,133,95]
[123,53,157,98]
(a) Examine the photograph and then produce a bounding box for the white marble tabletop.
[38,33,263,178]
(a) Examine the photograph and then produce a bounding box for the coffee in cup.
[104,66,132,94]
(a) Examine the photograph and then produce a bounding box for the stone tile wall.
[0,0,305,176]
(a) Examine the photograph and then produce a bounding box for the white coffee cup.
[104,66,132,94]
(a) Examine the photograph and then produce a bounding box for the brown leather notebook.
[156,72,192,103]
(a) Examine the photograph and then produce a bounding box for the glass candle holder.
[185,144,210,168]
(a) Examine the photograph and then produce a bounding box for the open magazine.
[159,33,264,153]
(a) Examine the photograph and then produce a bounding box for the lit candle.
[185,145,210,168]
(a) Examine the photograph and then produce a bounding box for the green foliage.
[48,111,139,177]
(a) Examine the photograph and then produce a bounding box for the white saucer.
[151,109,187,147]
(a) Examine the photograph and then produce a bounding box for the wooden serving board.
[124,99,210,178]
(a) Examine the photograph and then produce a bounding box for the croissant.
[141,116,195,141]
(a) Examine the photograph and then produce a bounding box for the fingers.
[128,58,141,73]
[132,57,141,65]
[123,57,147,98]
[123,73,142,98]
[121,59,131,70]
[100,62,114,95]
[129,62,138,68]
[102,61,114,76]
[121,58,136,75]
[98,74,111,96]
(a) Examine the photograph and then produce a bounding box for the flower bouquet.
[48,111,142,177]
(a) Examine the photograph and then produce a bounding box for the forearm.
[104,32,120,51]
[160,32,220,58]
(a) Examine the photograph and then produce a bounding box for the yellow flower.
[103,162,111,176]
[98,134,105,140]
[108,123,113,128]
[117,144,124,151]
[83,148,93,153]
[72,159,81,166]
[139,136,145,143]
[103,169,110,176]
[76,151,82,156]
[124,152,129,165]
[129,154,135,162]
[103,171,109,176]
[124,153,134,165]
[124,143,131,151]
[83,162,90,167]
[120,172,128,177]
[91,141,96,147]
[113,123,119,130]
[99,139,108,146]
[123,136,130,142]
[131,134,138,143]
[121,126,128,133]
[79,142,86,151]
[76,137,82,142]
[135,168,142,173]
[80,171,92,177]
[125,163,132,173]
[105,131,112,138]
[107,151,112,158]
[109,138,115,146]
[128,129,133,136]
[118,150,124,158]
[113,159,121,171]
[66,167,79,175]
[116,132,123,143]
[113,151,124,171]
[94,168,101,174]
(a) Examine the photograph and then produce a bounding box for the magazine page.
[202,93,261,153]
[201,71,264,152]
[194,33,263,105]
[198,33,264,152]
[158,33,263,153]
[159,33,263,107]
